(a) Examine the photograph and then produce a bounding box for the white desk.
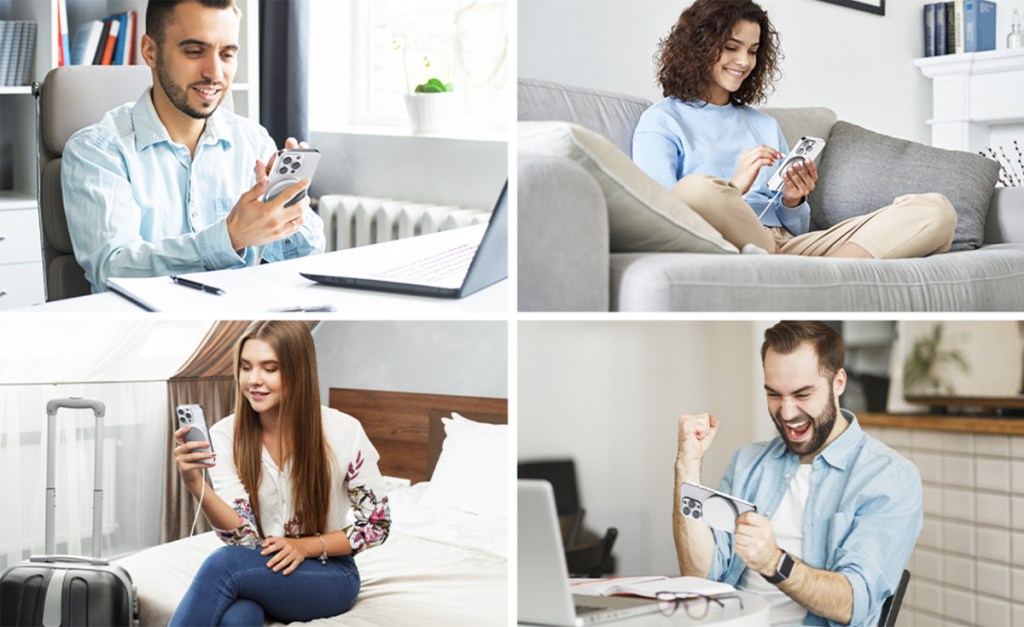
[21,246,507,314]
[519,591,769,627]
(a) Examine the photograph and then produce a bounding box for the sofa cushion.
[518,78,652,155]
[519,121,737,255]
[808,121,1000,251]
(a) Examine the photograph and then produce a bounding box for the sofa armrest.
[518,151,610,311]
[984,187,1024,244]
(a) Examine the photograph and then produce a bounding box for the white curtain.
[0,320,211,570]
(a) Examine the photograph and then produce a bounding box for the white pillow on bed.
[421,413,507,519]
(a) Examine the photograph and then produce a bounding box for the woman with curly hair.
[169,321,390,625]
[633,0,956,259]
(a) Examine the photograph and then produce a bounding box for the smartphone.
[263,148,321,207]
[767,136,826,192]
[176,404,214,460]
[679,481,757,533]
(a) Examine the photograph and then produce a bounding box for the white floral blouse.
[207,406,391,555]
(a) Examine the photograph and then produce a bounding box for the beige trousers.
[672,174,957,259]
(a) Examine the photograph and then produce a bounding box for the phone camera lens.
[283,157,292,165]
[279,167,288,175]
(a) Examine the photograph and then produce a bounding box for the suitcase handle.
[45,397,106,558]
[29,555,110,567]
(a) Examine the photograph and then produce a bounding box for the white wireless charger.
[703,495,741,533]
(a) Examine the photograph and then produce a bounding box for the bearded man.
[62,0,324,293]
[673,321,921,627]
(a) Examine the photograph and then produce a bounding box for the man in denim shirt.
[62,0,324,292]
[674,321,922,626]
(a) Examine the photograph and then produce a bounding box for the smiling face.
[706,19,760,105]
[239,338,283,421]
[142,1,239,122]
[763,342,848,461]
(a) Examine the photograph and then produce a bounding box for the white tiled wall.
[863,426,1024,626]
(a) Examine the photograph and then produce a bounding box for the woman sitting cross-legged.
[169,320,390,626]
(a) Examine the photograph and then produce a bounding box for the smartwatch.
[763,550,794,584]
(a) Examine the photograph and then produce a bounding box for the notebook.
[300,182,507,298]
[518,480,660,626]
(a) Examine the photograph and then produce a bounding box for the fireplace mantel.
[914,48,1024,153]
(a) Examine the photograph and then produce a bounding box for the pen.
[171,275,226,296]
[266,304,337,312]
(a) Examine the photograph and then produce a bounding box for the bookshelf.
[0,0,260,309]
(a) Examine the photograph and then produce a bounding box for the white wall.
[517,321,774,576]
[310,132,507,210]
[520,0,1024,144]
[312,321,508,404]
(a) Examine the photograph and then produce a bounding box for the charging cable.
[757,187,785,221]
[190,468,206,537]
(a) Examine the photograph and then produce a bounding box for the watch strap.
[762,550,794,584]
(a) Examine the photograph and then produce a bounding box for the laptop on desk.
[518,480,659,626]
[300,182,507,298]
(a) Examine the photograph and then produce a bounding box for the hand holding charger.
[679,481,757,533]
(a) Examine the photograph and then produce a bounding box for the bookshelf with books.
[0,0,260,309]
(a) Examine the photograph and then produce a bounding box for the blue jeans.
[169,545,360,626]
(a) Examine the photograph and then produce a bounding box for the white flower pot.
[404,92,462,135]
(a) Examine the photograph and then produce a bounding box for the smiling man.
[673,321,922,626]
[62,0,324,293]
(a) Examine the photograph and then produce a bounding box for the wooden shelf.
[859,412,1024,436]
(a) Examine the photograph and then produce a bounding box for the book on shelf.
[70,20,104,66]
[569,576,736,599]
[57,0,69,66]
[0,21,38,86]
[70,12,137,66]
[99,18,120,66]
[923,1,995,57]
[964,0,996,52]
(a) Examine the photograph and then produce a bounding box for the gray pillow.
[808,121,999,251]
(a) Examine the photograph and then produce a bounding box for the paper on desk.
[107,272,334,313]
[571,575,735,599]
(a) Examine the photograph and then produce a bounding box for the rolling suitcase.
[0,398,139,626]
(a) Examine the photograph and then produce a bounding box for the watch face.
[778,552,794,578]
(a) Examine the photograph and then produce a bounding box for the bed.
[116,389,508,626]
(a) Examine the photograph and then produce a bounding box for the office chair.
[33,65,154,301]
[33,65,234,301]
[877,569,910,627]
[518,459,618,575]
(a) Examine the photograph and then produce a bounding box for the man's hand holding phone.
[226,137,315,252]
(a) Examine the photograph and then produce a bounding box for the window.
[309,0,509,134]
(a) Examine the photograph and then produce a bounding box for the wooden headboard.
[329,388,508,484]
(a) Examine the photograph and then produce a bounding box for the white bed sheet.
[115,485,507,626]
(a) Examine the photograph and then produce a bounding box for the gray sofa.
[518,78,1024,311]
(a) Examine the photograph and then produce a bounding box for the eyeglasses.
[655,592,745,619]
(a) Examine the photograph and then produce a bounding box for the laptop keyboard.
[575,604,605,615]
[373,243,478,283]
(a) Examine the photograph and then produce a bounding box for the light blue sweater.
[632,97,810,235]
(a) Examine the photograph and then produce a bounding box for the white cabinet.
[0,0,260,308]
[914,48,1024,153]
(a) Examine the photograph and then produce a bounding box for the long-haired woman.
[633,0,955,259]
[169,321,390,625]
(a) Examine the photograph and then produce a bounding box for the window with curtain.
[309,0,508,133]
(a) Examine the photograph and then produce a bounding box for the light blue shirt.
[709,410,922,627]
[632,97,810,235]
[61,89,325,292]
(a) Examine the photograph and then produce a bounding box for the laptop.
[518,480,660,626]
[300,182,507,298]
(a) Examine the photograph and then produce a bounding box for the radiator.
[316,195,491,252]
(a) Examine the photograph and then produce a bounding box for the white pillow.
[519,121,737,254]
[421,414,507,519]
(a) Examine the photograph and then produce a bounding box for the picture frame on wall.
[814,0,885,16]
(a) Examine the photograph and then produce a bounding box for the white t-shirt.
[208,405,390,554]
[738,463,812,626]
